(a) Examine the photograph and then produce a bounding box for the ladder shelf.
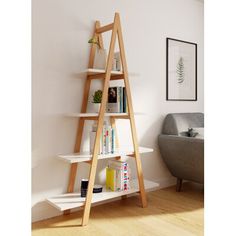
[46,13,156,226]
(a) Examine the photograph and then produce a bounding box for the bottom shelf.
[46,179,159,211]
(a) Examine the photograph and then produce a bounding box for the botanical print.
[176,57,184,84]
[167,38,197,101]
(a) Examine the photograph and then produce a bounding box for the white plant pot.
[93,103,101,113]
[94,48,107,69]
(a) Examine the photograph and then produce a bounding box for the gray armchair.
[158,113,204,191]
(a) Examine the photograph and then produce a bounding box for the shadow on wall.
[137,114,174,182]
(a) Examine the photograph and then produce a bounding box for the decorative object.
[113,52,121,71]
[166,38,197,101]
[107,87,127,113]
[187,128,198,137]
[92,90,102,113]
[93,185,103,193]
[88,37,107,69]
[81,179,89,197]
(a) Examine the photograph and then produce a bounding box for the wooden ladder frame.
[65,12,147,226]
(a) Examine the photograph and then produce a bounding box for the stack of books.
[107,87,128,113]
[90,121,116,154]
[106,160,130,191]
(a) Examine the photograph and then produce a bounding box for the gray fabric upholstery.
[162,113,204,135]
[158,113,204,184]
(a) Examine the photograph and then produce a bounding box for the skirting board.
[31,177,176,223]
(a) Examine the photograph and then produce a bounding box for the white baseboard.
[32,176,176,223]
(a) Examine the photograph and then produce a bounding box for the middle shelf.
[58,146,153,163]
[65,112,145,119]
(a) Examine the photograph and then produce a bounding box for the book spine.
[112,168,116,191]
[103,125,106,154]
[123,87,126,113]
[106,167,110,189]
[115,169,121,191]
[120,87,123,113]
[117,86,120,113]
[111,128,115,153]
[109,126,112,153]
[106,167,116,191]
[120,169,124,191]
[105,124,109,154]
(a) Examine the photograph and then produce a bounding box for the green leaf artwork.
[176,57,184,83]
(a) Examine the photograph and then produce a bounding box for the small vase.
[94,48,107,69]
[93,103,101,113]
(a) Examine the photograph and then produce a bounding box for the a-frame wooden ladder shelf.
[46,13,158,226]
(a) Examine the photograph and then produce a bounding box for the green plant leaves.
[176,57,185,83]
[92,90,103,103]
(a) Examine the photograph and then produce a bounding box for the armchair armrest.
[158,134,204,183]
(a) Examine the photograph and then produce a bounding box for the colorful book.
[107,87,119,113]
[111,128,115,153]
[106,167,116,191]
[90,122,116,155]
[108,160,130,191]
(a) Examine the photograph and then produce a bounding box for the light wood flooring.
[32,182,204,236]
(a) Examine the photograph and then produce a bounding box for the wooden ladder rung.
[96,23,114,34]
[88,73,124,80]
[111,74,124,80]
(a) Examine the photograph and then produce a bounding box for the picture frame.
[166,38,197,101]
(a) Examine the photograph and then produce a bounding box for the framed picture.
[166,38,197,101]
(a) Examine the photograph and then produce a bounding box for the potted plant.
[88,37,106,69]
[92,90,103,113]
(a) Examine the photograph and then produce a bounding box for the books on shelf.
[107,87,128,113]
[90,121,116,154]
[106,160,130,191]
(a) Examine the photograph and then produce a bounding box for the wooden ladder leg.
[176,178,182,192]
[64,20,102,215]
[82,14,118,226]
[116,13,147,208]
[64,78,91,215]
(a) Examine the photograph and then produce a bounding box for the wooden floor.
[32,182,204,236]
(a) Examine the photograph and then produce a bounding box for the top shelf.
[86,68,123,75]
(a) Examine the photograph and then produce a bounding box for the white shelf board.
[46,179,159,211]
[65,112,145,118]
[77,68,139,77]
[58,147,153,163]
[86,68,123,75]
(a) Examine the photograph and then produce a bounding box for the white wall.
[32,0,204,222]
